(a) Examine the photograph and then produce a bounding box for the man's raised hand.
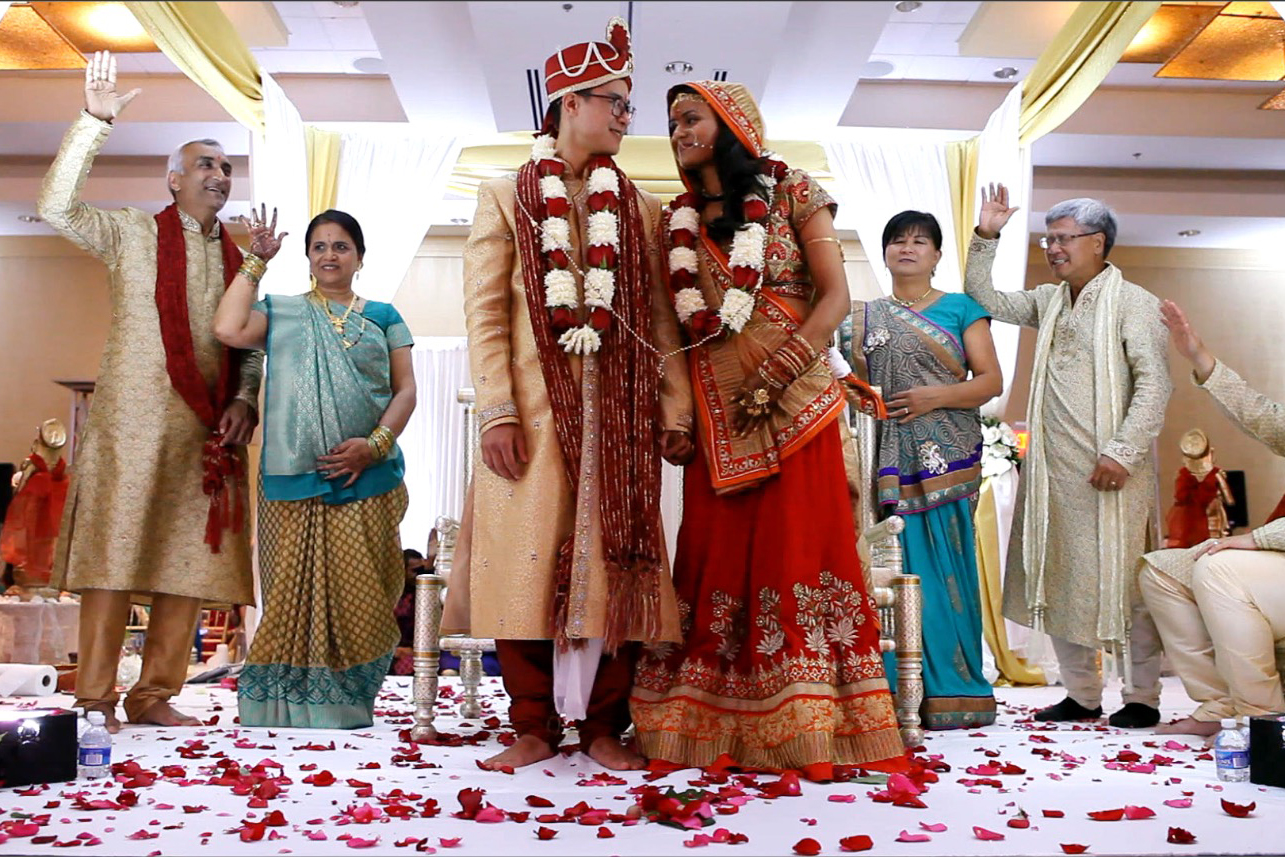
[84,50,141,122]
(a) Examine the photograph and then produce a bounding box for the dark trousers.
[495,639,637,747]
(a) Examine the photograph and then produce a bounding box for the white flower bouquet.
[980,415,1022,479]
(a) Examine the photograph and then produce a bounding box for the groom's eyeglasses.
[580,91,637,120]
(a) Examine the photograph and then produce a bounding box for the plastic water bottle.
[78,711,112,779]
[1213,717,1250,782]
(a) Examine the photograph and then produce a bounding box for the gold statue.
[1,419,70,598]
[1163,428,1233,548]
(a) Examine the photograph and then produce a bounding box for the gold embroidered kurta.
[965,235,1171,649]
[1145,360,1285,586]
[40,112,260,606]
[455,173,692,641]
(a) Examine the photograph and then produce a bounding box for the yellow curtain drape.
[305,127,342,219]
[976,476,1046,686]
[124,1,264,133]
[1018,1,1161,146]
[944,136,980,277]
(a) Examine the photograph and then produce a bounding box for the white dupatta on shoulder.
[1021,264,1133,677]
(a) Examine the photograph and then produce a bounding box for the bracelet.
[367,424,395,461]
[238,254,268,288]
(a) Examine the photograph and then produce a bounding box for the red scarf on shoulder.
[153,203,245,553]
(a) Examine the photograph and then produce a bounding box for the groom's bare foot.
[1157,716,1221,737]
[131,700,202,728]
[586,735,646,771]
[481,734,556,771]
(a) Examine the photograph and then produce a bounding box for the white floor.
[1,676,1280,856]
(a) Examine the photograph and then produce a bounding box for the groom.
[460,18,693,770]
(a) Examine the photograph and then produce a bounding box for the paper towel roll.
[0,664,57,696]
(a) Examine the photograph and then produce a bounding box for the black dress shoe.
[1033,697,1103,722]
[1108,702,1161,728]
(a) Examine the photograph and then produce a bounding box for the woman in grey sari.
[841,210,1003,729]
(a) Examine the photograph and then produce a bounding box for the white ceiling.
[1,0,1282,249]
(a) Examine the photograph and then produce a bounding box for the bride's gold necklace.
[312,285,366,348]
[888,284,935,308]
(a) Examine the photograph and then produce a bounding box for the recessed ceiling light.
[1178,229,1201,237]
[665,61,694,75]
[84,4,148,40]
[332,1,360,7]
[17,215,43,223]
[993,67,1019,79]
[450,218,470,225]
[352,56,385,74]
[895,0,923,12]
[861,60,895,79]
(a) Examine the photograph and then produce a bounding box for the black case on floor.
[1249,712,1285,789]
[0,709,78,787]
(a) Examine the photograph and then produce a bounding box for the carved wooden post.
[410,571,444,742]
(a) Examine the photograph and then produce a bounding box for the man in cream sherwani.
[964,185,1170,728]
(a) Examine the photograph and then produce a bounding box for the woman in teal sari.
[214,207,417,728]
[843,211,1002,730]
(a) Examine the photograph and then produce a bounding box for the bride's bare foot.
[131,700,202,728]
[481,734,556,771]
[1156,716,1221,737]
[83,703,121,734]
[586,735,646,771]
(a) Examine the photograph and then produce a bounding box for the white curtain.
[823,131,966,296]
[334,131,462,303]
[398,336,472,554]
[251,74,310,296]
[975,84,1032,418]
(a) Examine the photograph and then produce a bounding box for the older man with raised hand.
[38,51,270,732]
[964,185,1171,729]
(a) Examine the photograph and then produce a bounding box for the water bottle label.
[1215,748,1248,769]
[78,747,110,767]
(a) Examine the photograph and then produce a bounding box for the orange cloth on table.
[1,454,69,583]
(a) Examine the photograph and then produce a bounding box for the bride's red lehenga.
[630,80,908,780]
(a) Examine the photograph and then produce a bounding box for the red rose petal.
[1043,809,1065,818]
[1220,798,1256,818]
[1123,805,1155,820]
[526,795,555,808]
[1007,818,1031,829]
[346,837,380,849]
[1164,798,1192,809]
[895,831,931,843]
[839,835,874,852]
[535,827,557,841]
[438,838,461,848]
[793,838,822,856]
[1087,808,1125,821]
[1060,845,1089,854]
[1167,827,1197,845]
[596,827,614,839]
[973,826,1005,841]
[919,822,947,832]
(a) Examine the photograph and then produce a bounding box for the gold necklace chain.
[887,284,934,308]
[311,287,366,349]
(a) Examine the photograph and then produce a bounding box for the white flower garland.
[666,173,776,336]
[530,134,622,355]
